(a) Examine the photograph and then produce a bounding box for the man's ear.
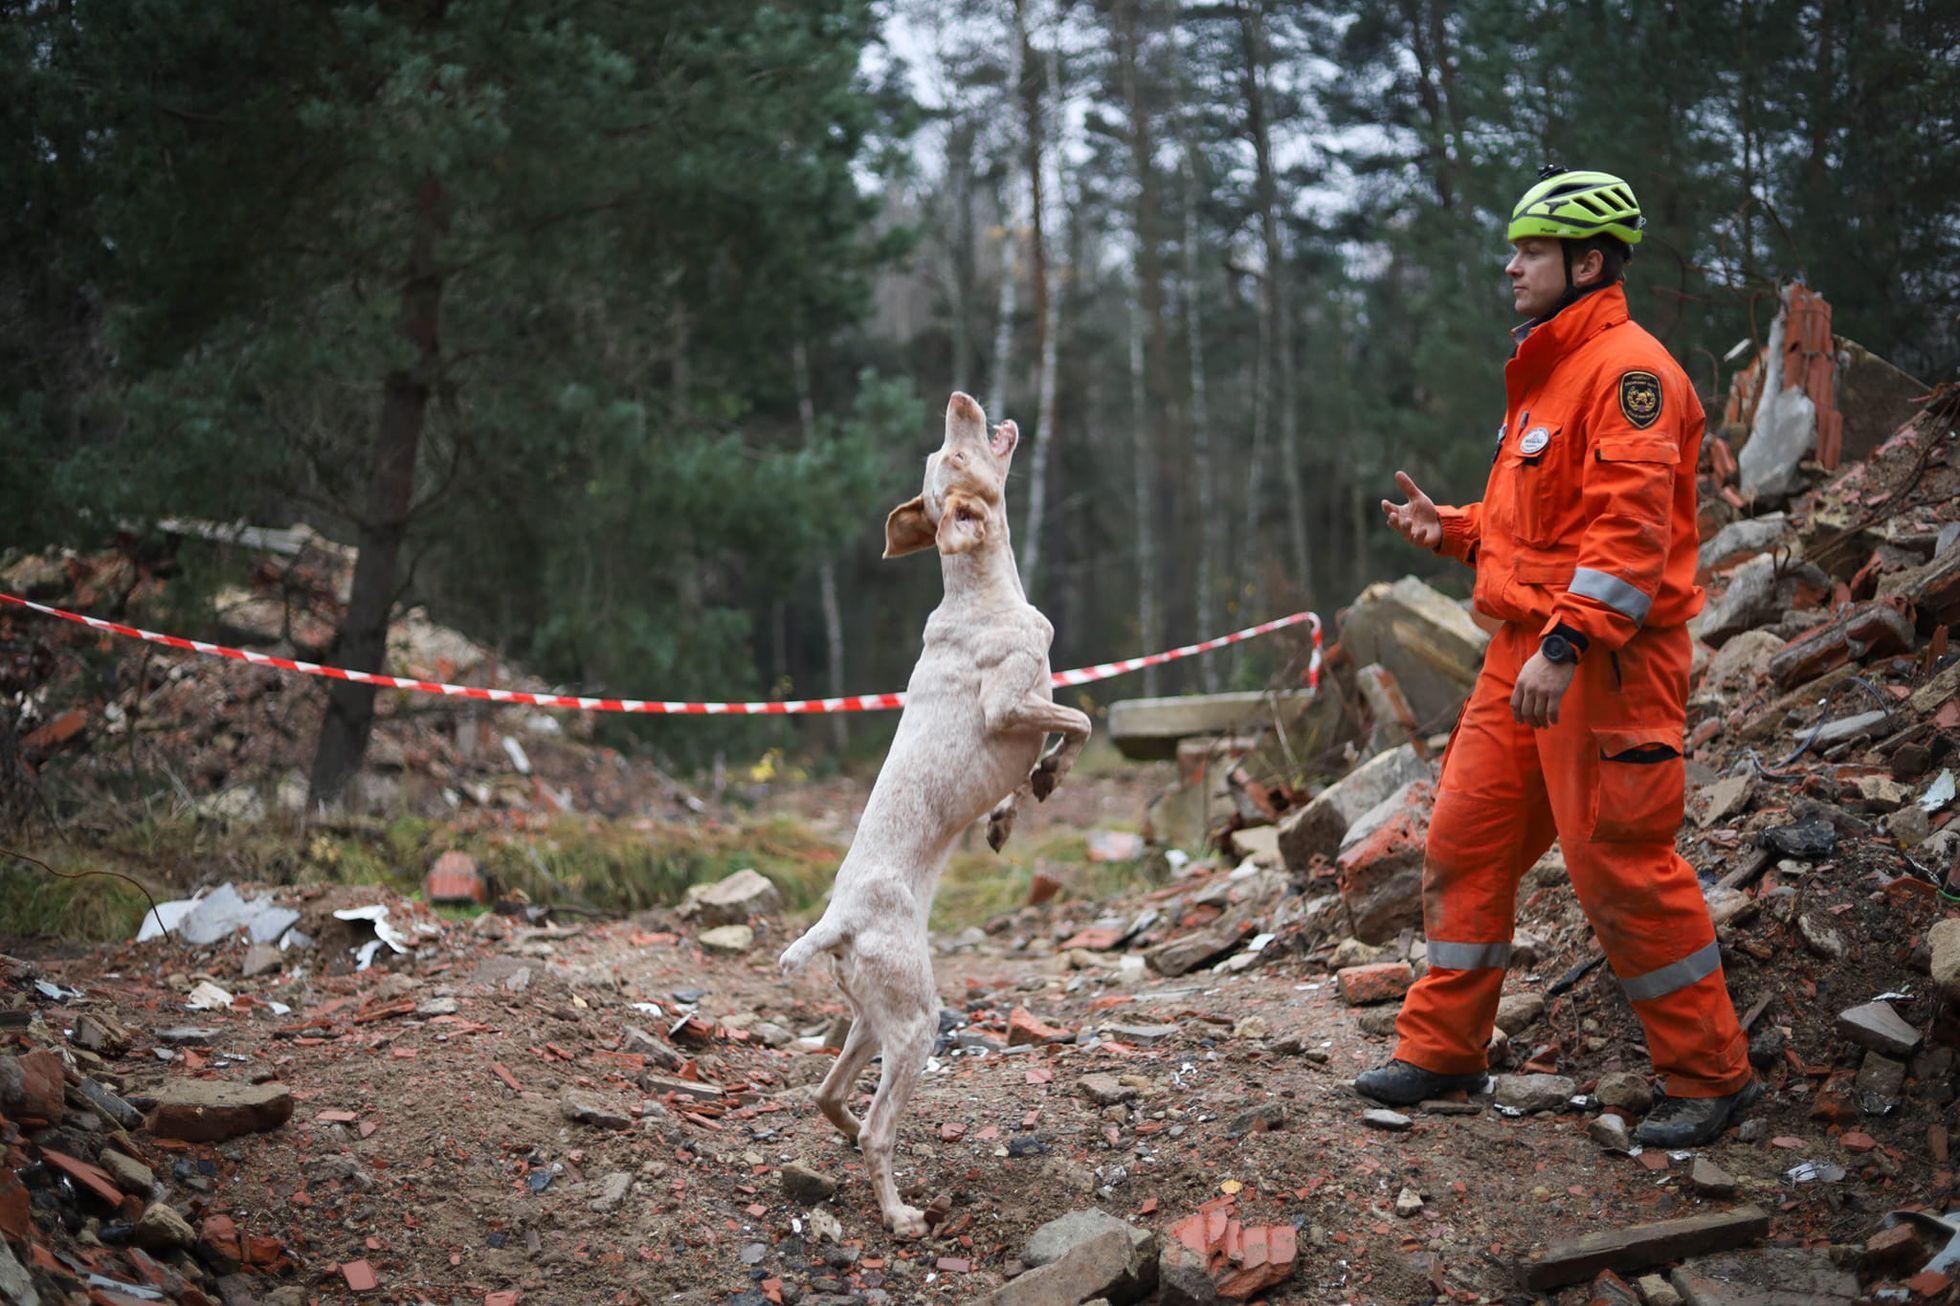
[883,496,934,558]
[935,491,988,555]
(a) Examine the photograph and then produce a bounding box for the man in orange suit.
[1359,168,1758,1147]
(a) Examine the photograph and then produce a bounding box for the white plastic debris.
[137,882,299,946]
[502,735,532,775]
[334,904,411,972]
[1922,770,1956,814]
[185,981,235,1011]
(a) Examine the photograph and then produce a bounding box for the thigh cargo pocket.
[1590,726,1686,843]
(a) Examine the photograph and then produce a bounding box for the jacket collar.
[1508,282,1629,382]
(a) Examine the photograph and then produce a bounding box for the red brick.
[0,1166,30,1244]
[42,1149,125,1209]
[6,1049,66,1125]
[1907,1268,1953,1299]
[1841,1131,1877,1153]
[1336,962,1415,1007]
[342,1258,379,1292]
[485,1294,521,1306]
[425,850,489,904]
[22,707,86,750]
[1026,871,1062,906]
[1867,1222,1926,1271]
[200,1214,241,1263]
[1059,926,1123,951]
[1334,783,1435,943]
[1006,1008,1072,1047]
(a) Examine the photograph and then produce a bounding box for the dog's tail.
[778,917,848,976]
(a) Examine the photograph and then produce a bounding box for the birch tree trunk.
[793,339,848,752]
[986,4,1027,420]
[1238,0,1312,603]
[1127,272,1159,696]
[1182,147,1220,692]
[1021,5,1064,596]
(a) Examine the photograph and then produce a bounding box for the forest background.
[2,0,1955,798]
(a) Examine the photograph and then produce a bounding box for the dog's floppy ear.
[935,491,988,555]
[883,495,935,559]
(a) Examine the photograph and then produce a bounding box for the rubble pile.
[0,529,713,827]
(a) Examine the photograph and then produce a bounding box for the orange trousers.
[1393,621,1751,1097]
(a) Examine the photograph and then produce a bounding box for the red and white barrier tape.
[0,591,1320,716]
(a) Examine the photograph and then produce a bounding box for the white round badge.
[1518,425,1551,456]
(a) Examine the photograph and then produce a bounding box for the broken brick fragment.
[1006,1008,1072,1046]
[1336,961,1415,1006]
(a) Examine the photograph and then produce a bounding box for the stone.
[1588,1114,1633,1152]
[781,1163,838,1205]
[0,1237,37,1306]
[1356,663,1424,756]
[1111,690,1331,763]
[980,1228,1144,1306]
[560,1090,632,1130]
[1807,710,1889,749]
[134,1201,198,1250]
[1146,927,1241,978]
[1106,1023,1181,1047]
[1494,993,1546,1036]
[590,1172,632,1213]
[0,1048,65,1124]
[1854,1051,1906,1111]
[1522,1205,1771,1289]
[1688,1157,1737,1198]
[1157,1241,1225,1306]
[1225,1103,1287,1138]
[1697,773,1757,830]
[682,868,784,927]
[100,1148,156,1194]
[1638,1273,1684,1306]
[1797,913,1846,961]
[1595,1072,1653,1114]
[1394,1187,1423,1217]
[697,923,754,954]
[1362,1109,1412,1132]
[1667,1247,1858,1305]
[1340,576,1491,729]
[1494,1074,1577,1113]
[1328,937,1386,969]
[1336,961,1414,1006]
[240,943,283,978]
[1699,629,1787,695]
[1760,818,1837,860]
[1836,1002,1921,1058]
[1022,1208,1157,1301]
[1853,773,1913,813]
[1696,555,1780,646]
[1277,743,1435,872]
[147,1079,294,1142]
[1834,337,1927,464]
[1929,918,1960,1005]
[1334,781,1435,944]
[1698,515,1790,578]
[1887,803,1934,848]
[1079,1074,1134,1107]
[74,1076,144,1132]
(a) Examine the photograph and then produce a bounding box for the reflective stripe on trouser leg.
[1617,940,1720,1001]
[1427,940,1513,970]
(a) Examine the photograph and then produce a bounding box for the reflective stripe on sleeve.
[1426,940,1513,971]
[1570,567,1653,624]
[1618,940,1721,1002]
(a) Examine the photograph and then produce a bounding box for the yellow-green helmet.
[1508,168,1645,246]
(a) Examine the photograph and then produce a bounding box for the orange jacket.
[1433,284,1705,652]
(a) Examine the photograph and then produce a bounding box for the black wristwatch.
[1540,633,1579,665]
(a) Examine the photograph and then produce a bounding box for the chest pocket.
[1499,420,1568,548]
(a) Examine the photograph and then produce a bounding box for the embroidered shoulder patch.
[1619,370,1663,429]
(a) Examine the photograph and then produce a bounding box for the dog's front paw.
[884,1204,929,1238]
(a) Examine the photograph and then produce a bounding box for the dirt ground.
[7,762,1951,1306]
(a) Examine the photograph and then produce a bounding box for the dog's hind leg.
[857,946,937,1236]
[816,1009,878,1143]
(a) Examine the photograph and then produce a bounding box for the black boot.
[1635,1079,1764,1149]
[1354,1059,1490,1107]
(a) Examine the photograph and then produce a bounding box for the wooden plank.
[1522,1206,1771,1289]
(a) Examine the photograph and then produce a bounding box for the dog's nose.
[948,391,982,420]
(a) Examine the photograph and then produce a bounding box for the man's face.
[1506,237,1566,319]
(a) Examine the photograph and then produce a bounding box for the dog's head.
[883,391,1018,559]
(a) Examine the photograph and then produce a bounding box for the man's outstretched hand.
[1380,471,1441,550]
